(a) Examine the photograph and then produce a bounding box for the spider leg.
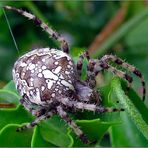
[20,98,35,114]
[86,59,97,88]
[76,51,89,77]
[59,98,124,113]
[16,110,55,132]
[87,59,144,100]
[4,6,69,53]
[56,105,92,144]
[76,52,100,104]
[100,55,146,101]
[99,61,133,89]
[76,51,97,89]
[20,97,43,117]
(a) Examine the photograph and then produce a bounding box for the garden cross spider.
[4,6,146,144]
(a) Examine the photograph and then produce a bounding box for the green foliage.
[110,79,148,147]
[111,78,148,141]
[0,78,147,147]
[0,1,148,147]
[0,124,33,147]
[91,7,148,57]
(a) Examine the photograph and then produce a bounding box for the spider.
[4,6,146,145]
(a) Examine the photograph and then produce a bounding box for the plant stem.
[91,8,148,58]
[88,4,127,54]
[111,78,148,140]
[0,103,16,108]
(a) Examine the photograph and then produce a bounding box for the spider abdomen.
[13,48,76,105]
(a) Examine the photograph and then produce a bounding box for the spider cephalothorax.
[4,6,146,145]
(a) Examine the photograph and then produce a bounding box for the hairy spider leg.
[20,97,44,117]
[20,98,35,113]
[4,6,69,53]
[88,59,136,98]
[76,51,98,89]
[76,51,90,77]
[56,106,92,144]
[16,111,55,132]
[100,55,146,101]
[86,59,98,88]
[76,52,100,103]
[59,97,124,113]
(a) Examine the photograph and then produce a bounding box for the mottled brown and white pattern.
[4,5,146,145]
[13,48,76,105]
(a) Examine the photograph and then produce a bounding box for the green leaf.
[67,82,123,147]
[31,126,55,147]
[0,105,33,131]
[0,80,20,105]
[0,124,33,147]
[0,89,19,105]
[111,78,148,140]
[39,115,72,147]
[127,86,148,124]
[3,80,18,94]
[71,119,114,147]
[110,112,148,147]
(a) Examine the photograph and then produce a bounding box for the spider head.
[75,81,100,103]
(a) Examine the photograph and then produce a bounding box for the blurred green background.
[0,1,148,103]
[0,1,148,147]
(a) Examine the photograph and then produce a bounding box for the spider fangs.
[4,6,146,145]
